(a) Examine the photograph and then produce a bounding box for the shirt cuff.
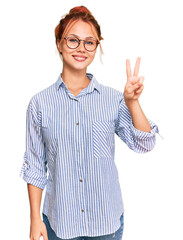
[130,119,159,140]
[19,160,47,190]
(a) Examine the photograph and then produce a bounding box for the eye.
[68,38,78,43]
[86,40,95,45]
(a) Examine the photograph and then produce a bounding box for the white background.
[0,0,182,239]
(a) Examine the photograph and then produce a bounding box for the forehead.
[66,19,97,38]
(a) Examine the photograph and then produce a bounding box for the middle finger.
[133,57,141,77]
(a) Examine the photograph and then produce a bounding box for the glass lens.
[85,39,97,51]
[66,37,98,51]
[67,37,79,48]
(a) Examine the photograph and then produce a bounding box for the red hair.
[55,5,104,62]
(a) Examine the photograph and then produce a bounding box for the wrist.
[124,99,139,110]
[30,213,41,221]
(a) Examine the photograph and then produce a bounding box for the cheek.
[62,50,74,61]
[88,52,96,61]
[62,47,74,55]
[61,43,73,54]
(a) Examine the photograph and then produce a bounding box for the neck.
[61,65,90,91]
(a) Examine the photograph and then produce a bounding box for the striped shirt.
[19,72,159,239]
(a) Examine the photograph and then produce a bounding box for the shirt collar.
[55,72,101,94]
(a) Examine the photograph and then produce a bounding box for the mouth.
[72,55,87,62]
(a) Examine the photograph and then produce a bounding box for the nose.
[77,40,86,52]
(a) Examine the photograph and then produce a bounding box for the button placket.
[75,101,85,211]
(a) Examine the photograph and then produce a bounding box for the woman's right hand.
[30,217,48,240]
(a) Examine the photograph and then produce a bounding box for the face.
[57,19,98,71]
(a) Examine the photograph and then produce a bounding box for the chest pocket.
[92,120,115,158]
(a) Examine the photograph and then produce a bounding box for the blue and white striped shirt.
[20,72,159,239]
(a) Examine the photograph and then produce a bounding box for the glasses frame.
[63,36,100,52]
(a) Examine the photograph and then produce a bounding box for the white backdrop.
[0,0,182,239]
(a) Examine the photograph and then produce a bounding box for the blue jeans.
[42,213,124,240]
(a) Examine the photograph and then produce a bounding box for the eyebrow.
[68,34,96,39]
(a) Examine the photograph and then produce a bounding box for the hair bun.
[69,5,92,15]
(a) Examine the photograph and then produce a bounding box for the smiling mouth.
[72,55,87,62]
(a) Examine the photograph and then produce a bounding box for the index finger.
[126,59,132,78]
[133,57,141,77]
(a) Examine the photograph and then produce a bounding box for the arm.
[124,57,151,133]
[125,100,151,133]
[115,57,159,153]
[20,95,47,214]
[27,183,43,220]
[115,95,158,153]
[19,96,48,239]
[28,183,48,240]
[19,96,48,189]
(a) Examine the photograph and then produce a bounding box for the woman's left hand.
[124,57,144,103]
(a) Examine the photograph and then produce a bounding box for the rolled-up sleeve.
[115,95,159,153]
[19,96,47,189]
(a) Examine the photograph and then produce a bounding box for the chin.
[71,61,91,70]
[72,65,88,71]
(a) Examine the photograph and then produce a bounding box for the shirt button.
[76,122,79,125]
[80,179,83,182]
[81,209,84,212]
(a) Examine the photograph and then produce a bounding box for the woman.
[20,5,159,240]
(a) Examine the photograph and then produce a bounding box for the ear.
[57,39,62,53]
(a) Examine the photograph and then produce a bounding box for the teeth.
[73,56,86,60]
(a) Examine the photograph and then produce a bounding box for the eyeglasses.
[63,36,99,52]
